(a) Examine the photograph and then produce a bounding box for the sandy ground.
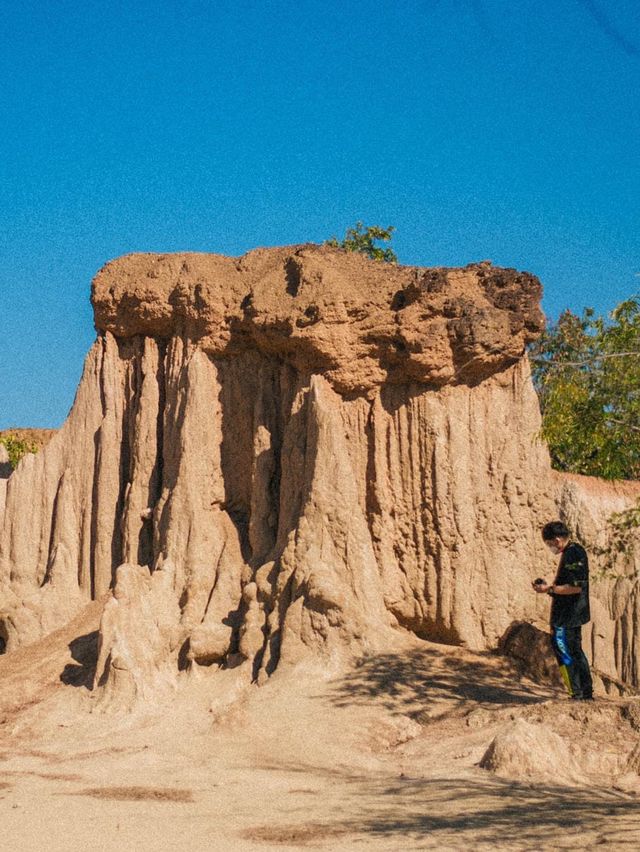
[1,604,640,851]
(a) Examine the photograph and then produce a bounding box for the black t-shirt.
[550,542,590,628]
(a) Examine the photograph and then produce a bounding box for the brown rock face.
[0,245,638,705]
[92,246,544,391]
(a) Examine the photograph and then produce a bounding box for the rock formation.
[0,245,638,704]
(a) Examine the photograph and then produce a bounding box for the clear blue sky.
[1,0,639,428]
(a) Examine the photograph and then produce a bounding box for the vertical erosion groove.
[144,338,166,570]
[0,619,7,655]
[89,336,107,600]
[364,399,382,538]
[268,365,283,554]
[154,340,167,506]
[218,356,254,564]
[42,480,62,587]
[154,336,188,571]
[112,338,139,580]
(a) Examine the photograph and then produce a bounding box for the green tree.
[0,434,38,469]
[326,221,397,263]
[530,297,640,480]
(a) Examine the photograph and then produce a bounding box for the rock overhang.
[92,244,545,393]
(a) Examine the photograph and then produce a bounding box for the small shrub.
[325,222,397,263]
[0,434,38,469]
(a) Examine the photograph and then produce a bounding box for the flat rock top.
[92,244,544,393]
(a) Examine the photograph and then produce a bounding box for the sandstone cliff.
[0,245,638,704]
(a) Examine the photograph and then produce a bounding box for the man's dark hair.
[542,521,570,541]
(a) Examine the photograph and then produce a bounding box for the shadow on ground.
[328,646,554,719]
[247,763,640,848]
[60,632,98,688]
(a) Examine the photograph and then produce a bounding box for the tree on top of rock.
[326,222,397,263]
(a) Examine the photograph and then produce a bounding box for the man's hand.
[532,579,550,594]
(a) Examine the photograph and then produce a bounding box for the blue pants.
[551,625,593,698]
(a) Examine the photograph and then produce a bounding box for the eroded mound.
[480,718,583,783]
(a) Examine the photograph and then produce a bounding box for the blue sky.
[1,0,639,428]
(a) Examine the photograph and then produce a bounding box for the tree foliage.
[0,434,38,469]
[530,297,640,480]
[592,501,640,577]
[326,221,397,263]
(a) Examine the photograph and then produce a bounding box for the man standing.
[533,521,594,701]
